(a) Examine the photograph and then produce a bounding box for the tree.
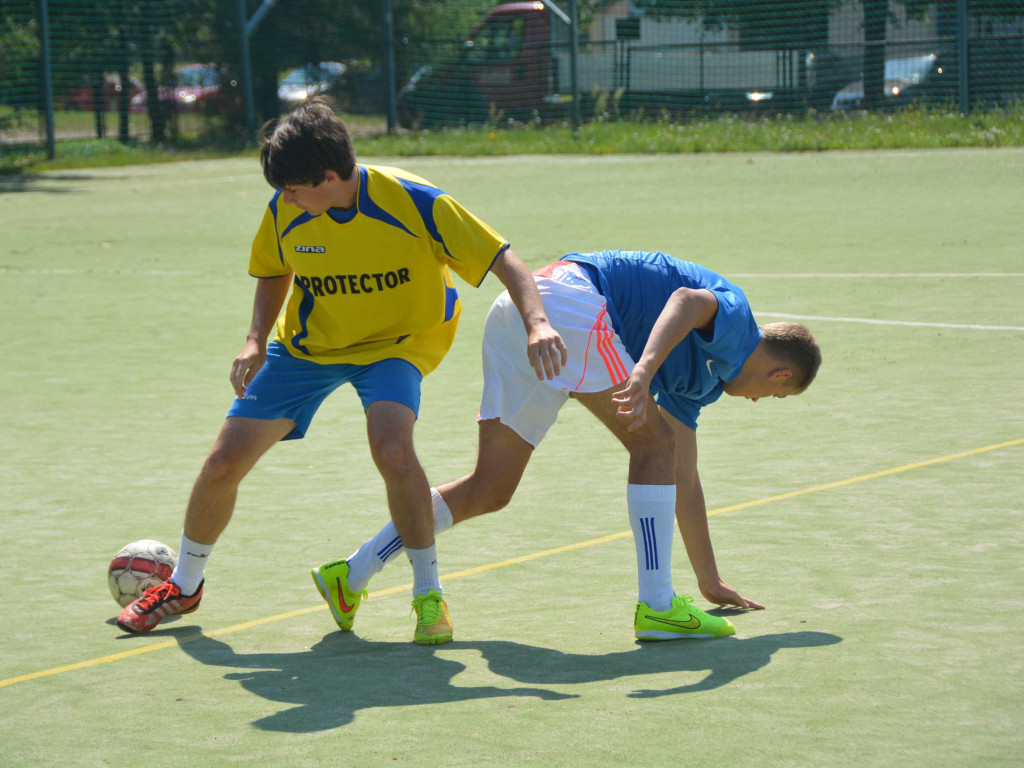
[0,6,40,113]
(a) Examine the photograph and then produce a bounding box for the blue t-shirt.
[565,250,761,430]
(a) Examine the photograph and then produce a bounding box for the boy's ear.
[769,367,793,381]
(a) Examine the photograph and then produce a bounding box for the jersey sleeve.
[430,194,509,287]
[696,287,761,379]
[248,202,291,278]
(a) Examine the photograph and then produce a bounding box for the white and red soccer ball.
[107,539,177,607]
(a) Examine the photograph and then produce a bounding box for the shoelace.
[135,581,179,611]
[411,594,444,624]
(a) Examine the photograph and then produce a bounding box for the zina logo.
[295,245,326,253]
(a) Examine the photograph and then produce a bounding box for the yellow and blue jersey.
[249,164,508,375]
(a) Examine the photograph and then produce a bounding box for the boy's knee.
[481,487,515,513]
[198,449,249,487]
[463,476,518,517]
[626,424,675,474]
[369,437,418,477]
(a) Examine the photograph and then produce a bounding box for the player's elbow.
[671,287,718,330]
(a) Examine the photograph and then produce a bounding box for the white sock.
[345,488,453,592]
[170,532,213,596]
[406,543,441,597]
[627,484,676,612]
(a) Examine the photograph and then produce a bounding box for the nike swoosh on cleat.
[336,578,355,612]
[644,613,701,629]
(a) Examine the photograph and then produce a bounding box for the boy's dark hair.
[260,98,356,190]
[760,322,822,393]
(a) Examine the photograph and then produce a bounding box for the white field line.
[4,268,1022,280]
[5,267,1022,279]
[757,312,1024,332]
[735,273,1024,278]
[3,268,1021,331]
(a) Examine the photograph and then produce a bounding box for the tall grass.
[2,105,1021,173]
[361,106,1024,156]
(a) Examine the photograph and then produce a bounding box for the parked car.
[830,54,952,110]
[130,64,236,113]
[64,75,142,111]
[172,63,227,109]
[278,62,347,103]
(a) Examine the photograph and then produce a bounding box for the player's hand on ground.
[700,579,765,610]
[230,339,266,397]
[612,372,653,431]
[527,324,567,380]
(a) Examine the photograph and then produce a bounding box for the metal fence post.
[237,0,256,142]
[569,0,580,129]
[36,0,55,159]
[957,0,970,113]
[382,0,397,133]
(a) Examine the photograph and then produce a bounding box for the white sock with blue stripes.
[627,484,677,612]
[345,488,453,592]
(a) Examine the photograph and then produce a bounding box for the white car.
[831,54,941,110]
[278,62,347,103]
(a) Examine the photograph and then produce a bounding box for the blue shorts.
[227,341,423,440]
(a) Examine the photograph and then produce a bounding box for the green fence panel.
[2,0,1022,152]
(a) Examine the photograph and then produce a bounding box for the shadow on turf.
[167,626,841,732]
[0,172,140,194]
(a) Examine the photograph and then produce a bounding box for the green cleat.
[634,595,735,641]
[411,590,453,645]
[311,559,367,631]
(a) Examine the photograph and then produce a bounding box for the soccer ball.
[107,539,177,607]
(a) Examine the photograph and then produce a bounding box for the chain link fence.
[2,0,1022,156]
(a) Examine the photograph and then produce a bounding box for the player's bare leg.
[331,415,533,622]
[365,400,433,550]
[570,388,674,484]
[184,416,295,544]
[573,388,731,637]
[365,400,452,642]
[437,417,535,524]
[117,416,292,634]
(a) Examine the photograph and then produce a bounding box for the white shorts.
[478,261,635,446]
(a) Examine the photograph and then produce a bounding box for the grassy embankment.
[2,106,1022,173]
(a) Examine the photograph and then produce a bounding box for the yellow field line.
[2,437,1020,690]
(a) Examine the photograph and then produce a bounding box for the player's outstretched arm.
[665,411,765,610]
[489,248,567,381]
[613,287,718,431]
[230,273,292,397]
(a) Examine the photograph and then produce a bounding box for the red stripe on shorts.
[532,260,574,278]
[577,309,629,389]
[596,315,630,384]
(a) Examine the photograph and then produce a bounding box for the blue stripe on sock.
[641,518,649,570]
[377,536,403,563]
[641,517,658,571]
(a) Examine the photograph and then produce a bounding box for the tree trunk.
[118,64,131,142]
[91,73,106,139]
[142,56,166,143]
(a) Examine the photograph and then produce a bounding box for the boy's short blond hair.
[760,322,821,393]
